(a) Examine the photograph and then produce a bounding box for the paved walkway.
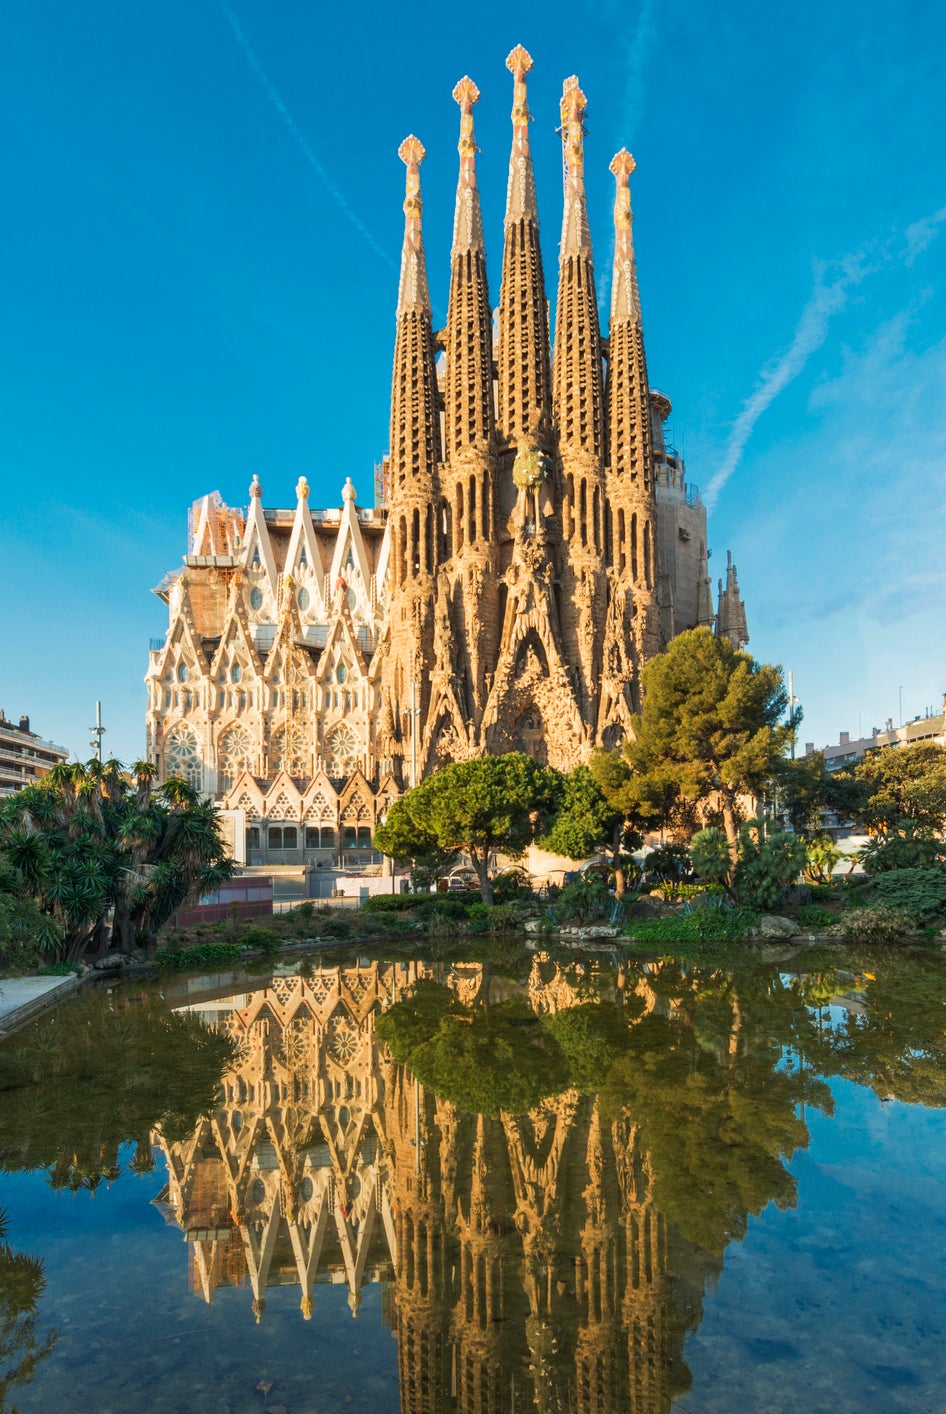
[0,974,80,1035]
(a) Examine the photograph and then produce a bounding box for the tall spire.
[444,78,493,456]
[553,74,603,457]
[396,136,431,317]
[504,44,537,222]
[451,77,484,255]
[497,45,551,448]
[559,76,592,257]
[609,149,641,324]
[604,148,659,664]
[606,149,652,494]
[389,135,440,486]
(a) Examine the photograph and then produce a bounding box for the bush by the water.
[551,877,614,924]
[795,904,836,930]
[626,899,758,944]
[155,940,245,969]
[840,905,915,945]
[240,926,284,955]
[869,868,946,922]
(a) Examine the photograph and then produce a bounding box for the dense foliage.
[374,754,560,903]
[624,628,794,844]
[0,760,233,963]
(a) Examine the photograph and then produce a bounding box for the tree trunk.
[471,850,494,905]
[722,801,738,849]
[612,822,625,899]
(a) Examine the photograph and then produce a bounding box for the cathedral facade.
[145,47,747,866]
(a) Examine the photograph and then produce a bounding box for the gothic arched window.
[271,725,308,776]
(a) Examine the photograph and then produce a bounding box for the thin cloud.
[904,206,946,265]
[621,0,657,140]
[705,255,869,509]
[219,2,396,271]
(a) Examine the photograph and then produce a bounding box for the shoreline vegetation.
[2,633,945,981]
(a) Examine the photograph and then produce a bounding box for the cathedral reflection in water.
[153,960,721,1412]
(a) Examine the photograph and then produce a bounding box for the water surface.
[1,947,944,1412]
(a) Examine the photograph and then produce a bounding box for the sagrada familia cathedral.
[145,47,748,864]
[154,959,721,1411]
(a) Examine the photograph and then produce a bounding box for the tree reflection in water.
[144,949,946,1413]
[0,1209,55,1414]
[1,951,944,1413]
[0,989,235,1407]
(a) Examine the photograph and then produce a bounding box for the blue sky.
[3,0,944,763]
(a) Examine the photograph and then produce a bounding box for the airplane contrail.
[219,2,397,271]
[704,256,868,510]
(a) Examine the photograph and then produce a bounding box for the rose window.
[325,726,360,777]
[219,726,254,776]
[328,1014,359,1063]
[165,725,202,789]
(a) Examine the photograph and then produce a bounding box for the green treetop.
[374,752,560,903]
[624,628,794,844]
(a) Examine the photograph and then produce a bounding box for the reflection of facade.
[145,49,748,865]
[155,961,716,1410]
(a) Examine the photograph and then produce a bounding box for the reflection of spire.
[152,960,733,1412]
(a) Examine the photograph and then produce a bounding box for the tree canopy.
[374,753,560,902]
[624,628,794,843]
[849,742,946,833]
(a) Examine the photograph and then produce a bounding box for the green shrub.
[841,905,915,945]
[552,878,614,924]
[859,828,946,875]
[795,904,835,930]
[241,926,284,955]
[690,828,731,884]
[645,843,691,881]
[733,826,805,911]
[660,882,725,904]
[480,904,523,934]
[493,872,533,903]
[317,913,353,939]
[625,901,757,944]
[360,894,424,914]
[155,941,245,970]
[870,868,946,921]
[804,834,842,884]
[36,960,83,976]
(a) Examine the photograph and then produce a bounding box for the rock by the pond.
[628,897,661,919]
[523,919,543,934]
[93,952,125,970]
[577,925,619,939]
[759,915,800,939]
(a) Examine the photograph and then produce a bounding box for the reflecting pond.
[1,946,945,1412]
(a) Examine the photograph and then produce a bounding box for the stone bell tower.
[376,137,443,783]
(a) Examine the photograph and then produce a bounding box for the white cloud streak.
[904,206,946,265]
[219,2,396,271]
[621,0,657,141]
[704,255,869,510]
